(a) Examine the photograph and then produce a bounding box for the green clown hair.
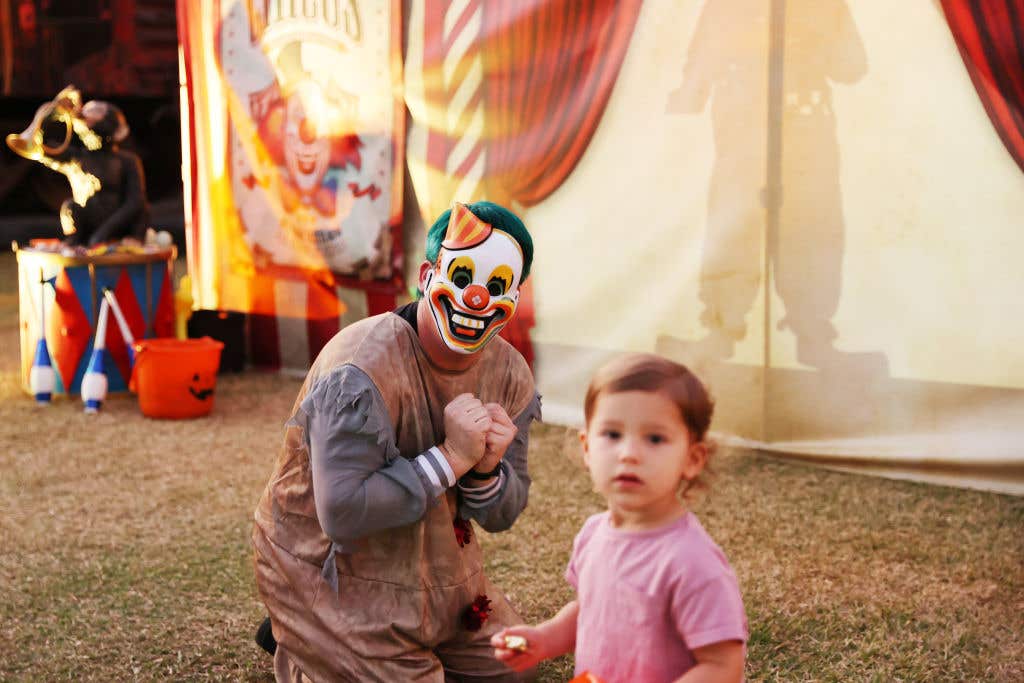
[425,201,534,283]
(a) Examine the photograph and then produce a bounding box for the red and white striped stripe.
[442,0,486,202]
[406,0,487,218]
[249,279,396,373]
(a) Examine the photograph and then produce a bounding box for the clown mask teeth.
[452,314,485,330]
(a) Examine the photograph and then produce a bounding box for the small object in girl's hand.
[503,635,528,652]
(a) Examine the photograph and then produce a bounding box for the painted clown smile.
[439,294,506,341]
[295,149,321,175]
[423,208,525,354]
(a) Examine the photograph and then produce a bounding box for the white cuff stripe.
[429,446,456,487]
[415,453,443,490]
[459,473,502,498]
[459,470,505,506]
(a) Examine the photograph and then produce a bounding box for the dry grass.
[0,250,1022,682]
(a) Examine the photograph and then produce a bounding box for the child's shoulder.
[578,511,610,537]
[571,512,610,549]
[669,513,737,585]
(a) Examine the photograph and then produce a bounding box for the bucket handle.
[128,343,147,393]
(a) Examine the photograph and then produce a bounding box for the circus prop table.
[15,245,177,398]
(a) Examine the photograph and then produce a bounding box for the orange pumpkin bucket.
[130,337,225,419]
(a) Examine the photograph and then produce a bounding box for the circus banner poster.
[178,0,404,323]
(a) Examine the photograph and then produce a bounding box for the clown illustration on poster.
[218,0,399,279]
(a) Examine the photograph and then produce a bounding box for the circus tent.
[178,0,1024,494]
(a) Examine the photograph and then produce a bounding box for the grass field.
[0,251,1022,682]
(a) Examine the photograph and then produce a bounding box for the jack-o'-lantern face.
[422,207,523,354]
[188,372,215,401]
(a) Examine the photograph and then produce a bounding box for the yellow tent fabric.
[516,1,1024,495]
[179,0,1024,494]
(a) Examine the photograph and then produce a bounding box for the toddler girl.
[492,353,747,682]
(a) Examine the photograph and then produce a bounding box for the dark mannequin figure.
[7,85,149,247]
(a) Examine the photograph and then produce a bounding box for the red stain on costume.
[453,517,472,548]
[462,595,492,631]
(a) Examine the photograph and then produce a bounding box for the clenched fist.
[471,403,517,475]
[440,393,492,478]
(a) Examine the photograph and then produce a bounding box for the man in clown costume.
[253,201,540,681]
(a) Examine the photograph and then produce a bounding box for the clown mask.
[423,205,523,354]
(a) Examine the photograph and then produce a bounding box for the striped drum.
[16,245,176,397]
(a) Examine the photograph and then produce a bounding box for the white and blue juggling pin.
[81,298,110,413]
[102,288,136,366]
[29,271,56,405]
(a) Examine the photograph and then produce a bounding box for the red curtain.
[482,0,642,365]
[482,0,643,206]
[417,0,642,367]
[941,0,1024,174]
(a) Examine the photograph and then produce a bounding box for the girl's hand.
[491,625,546,671]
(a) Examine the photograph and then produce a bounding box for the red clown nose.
[299,117,317,143]
[462,284,490,311]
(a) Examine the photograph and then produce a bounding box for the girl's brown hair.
[584,353,716,496]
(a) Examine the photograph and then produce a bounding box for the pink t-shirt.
[565,511,747,683]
